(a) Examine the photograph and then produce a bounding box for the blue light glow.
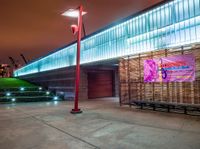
[53,96,59,100]
[6,92,11,96]
[11,98,16,102]
[14,0,200,76]
[46,91,50,95]
[53,101,58,105]
[20,87,25,91]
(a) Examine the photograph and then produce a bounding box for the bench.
[130,100,200,115]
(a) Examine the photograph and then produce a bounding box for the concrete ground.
[0,98,200,149]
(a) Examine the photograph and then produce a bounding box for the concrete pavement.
[0,98,200,149]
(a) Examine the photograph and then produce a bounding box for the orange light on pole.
[62,6,86,114]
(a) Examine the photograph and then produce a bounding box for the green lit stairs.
[0,78,61,103]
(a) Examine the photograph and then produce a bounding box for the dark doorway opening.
[88,70,114,99]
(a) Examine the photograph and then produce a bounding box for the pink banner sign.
[144,54,195,82]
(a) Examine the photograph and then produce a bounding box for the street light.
[62,8,87,18]
[62,6,86,114]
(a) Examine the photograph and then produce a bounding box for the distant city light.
[39,87,42,90]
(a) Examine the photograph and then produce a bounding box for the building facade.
[14,0,200,100]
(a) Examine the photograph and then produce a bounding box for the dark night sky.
[0,0,162,65]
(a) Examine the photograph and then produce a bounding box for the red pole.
[71,5,83,114]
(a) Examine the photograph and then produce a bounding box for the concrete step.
[0,78,62,103]
[0,91,53,97]
[0,87,44,92]
[0,87,61,103]
[0,96,60,102]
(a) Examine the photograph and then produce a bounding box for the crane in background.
[20,54,28,64]
[8,57,18,69]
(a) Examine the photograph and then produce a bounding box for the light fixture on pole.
[62,8,87,18]
[62,6,86,114]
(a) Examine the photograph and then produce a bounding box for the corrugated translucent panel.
[14,0,200,76]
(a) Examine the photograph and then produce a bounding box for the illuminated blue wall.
[15,0,200,76]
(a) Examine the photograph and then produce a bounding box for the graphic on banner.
[144,54,195,82]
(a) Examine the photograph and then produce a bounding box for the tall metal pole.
[71,5,83,114]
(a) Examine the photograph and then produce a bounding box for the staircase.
[0,78,61,103]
